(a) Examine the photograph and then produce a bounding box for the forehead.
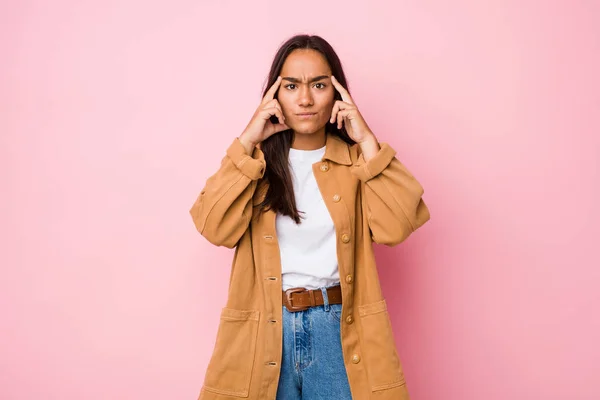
[280,49,331,78]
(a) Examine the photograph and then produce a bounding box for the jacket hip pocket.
[203,307,260,397]
[358,299,406,392]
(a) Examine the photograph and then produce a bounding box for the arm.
[189,137,265,248]
[352,141,430,246]
[326,75,430,244]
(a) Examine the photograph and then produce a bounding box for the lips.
[296,112,317,120]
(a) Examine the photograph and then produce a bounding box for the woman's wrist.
[358,133,380,162]
[238,133,257,155]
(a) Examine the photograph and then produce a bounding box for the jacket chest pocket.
[203,308,260,397]
[358,300,406,392]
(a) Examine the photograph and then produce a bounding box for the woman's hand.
[329,75,381,160]
[329,75,376,144]
[239,76,290,154]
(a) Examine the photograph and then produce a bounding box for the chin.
[290,122,327,135]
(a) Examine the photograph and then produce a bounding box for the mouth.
[296,112,317,119]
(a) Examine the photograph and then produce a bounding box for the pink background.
[2,1,599,399]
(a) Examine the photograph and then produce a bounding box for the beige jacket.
[190,133,430,399]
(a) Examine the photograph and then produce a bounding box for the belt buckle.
[284,287,310,312]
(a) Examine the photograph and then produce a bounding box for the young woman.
[190,34,430,400]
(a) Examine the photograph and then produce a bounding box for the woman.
[190,34,430,400]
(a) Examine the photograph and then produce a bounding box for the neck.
[291,128,327,150]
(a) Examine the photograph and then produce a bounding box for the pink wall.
[2,1,598,399]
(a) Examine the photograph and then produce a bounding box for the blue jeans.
[276,285,353,400]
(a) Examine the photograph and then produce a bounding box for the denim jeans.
[276,285,353,400]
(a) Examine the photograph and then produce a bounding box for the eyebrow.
[282,75,330,84]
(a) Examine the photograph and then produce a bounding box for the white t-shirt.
[276,145,340,291]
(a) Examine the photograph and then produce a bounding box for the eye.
[285,84,296,90]
[314,83,326,89]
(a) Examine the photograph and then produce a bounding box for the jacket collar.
[323,132,353,165]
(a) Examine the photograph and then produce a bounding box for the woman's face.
[277,49,335,136]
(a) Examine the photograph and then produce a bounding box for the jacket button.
[346,315,354,324]
[333,194,341,202]
[345,275,353,283]
[341,234,350,243]
[320,163,329,172]
[351,354,361,364]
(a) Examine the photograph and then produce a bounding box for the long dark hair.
[256,34,355,223]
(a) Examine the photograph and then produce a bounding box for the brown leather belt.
[282,285,342,312]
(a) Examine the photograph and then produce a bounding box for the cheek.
[277,94,293,115]
[319,90,335,109]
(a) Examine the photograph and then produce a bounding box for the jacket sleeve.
[189,137,266,248]
[352,142,430,246]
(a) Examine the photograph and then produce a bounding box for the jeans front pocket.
[329,303,343,322]
[358,299,406,392]
[203,308,260,397]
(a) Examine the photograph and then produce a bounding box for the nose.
[297,85,313,107]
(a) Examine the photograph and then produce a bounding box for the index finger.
[331,75,353,104]
[262,76,282,104]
